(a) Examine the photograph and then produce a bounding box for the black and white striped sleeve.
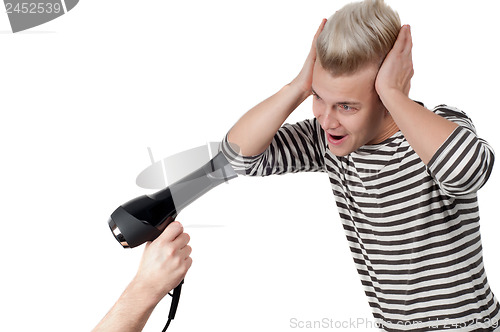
[220,118,326,176]
[427,105,495,197]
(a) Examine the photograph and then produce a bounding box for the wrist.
[378,88,409,110]
[287,78,312,101]
[126,276,163,310]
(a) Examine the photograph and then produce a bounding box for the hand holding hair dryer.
[106,151,237,331]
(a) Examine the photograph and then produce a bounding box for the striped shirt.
[221,104,499,331]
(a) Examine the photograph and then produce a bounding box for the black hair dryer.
[107,151,238,330]
[108,151,237,248]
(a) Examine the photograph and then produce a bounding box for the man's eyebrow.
[311,87,361,106]
[335,101,362,106]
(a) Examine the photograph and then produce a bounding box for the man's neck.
[370,114,400,144]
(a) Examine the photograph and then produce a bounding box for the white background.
[1,1,499,331]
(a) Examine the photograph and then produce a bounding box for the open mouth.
[327,133,348,145]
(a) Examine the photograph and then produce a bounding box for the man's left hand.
[375,24,414,99]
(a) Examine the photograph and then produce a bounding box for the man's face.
[312,61,391,157]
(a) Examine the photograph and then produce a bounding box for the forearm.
[380,90,458,165]
[227,82,310,156]
[92,279,159,332]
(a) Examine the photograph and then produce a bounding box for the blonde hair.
[317,0,401,76]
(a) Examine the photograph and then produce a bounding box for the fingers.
[404,25,413,54]
[305,18,327,69]
[179,244,192,260]
[157,221,184,243]
[173,232,190,250]
[310,18,327,54]
[173,231,192,274]
[393,25,412,54]
[160,221,191,258]
[313,18,327,43]
[156,221,191,256]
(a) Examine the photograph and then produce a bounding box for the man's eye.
[339,104,355,112]
[312,91,321,100]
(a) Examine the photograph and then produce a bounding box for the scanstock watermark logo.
[3,0,78,33]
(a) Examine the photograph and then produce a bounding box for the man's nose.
[319,109,341,130]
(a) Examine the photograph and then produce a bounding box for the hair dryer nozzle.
[108,216,129,248]
[108,203,164,248]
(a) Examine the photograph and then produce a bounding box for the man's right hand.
[291,18,327,95]
[226,18,327,157]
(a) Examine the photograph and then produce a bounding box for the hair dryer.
[107,150,237,330]
[108,151,237,248]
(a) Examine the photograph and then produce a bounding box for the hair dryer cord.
[162,279,184,331]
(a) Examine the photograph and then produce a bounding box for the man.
[93,221,192,332]
[221,0,499,330]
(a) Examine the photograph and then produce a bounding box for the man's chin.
[327,144,352,157]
